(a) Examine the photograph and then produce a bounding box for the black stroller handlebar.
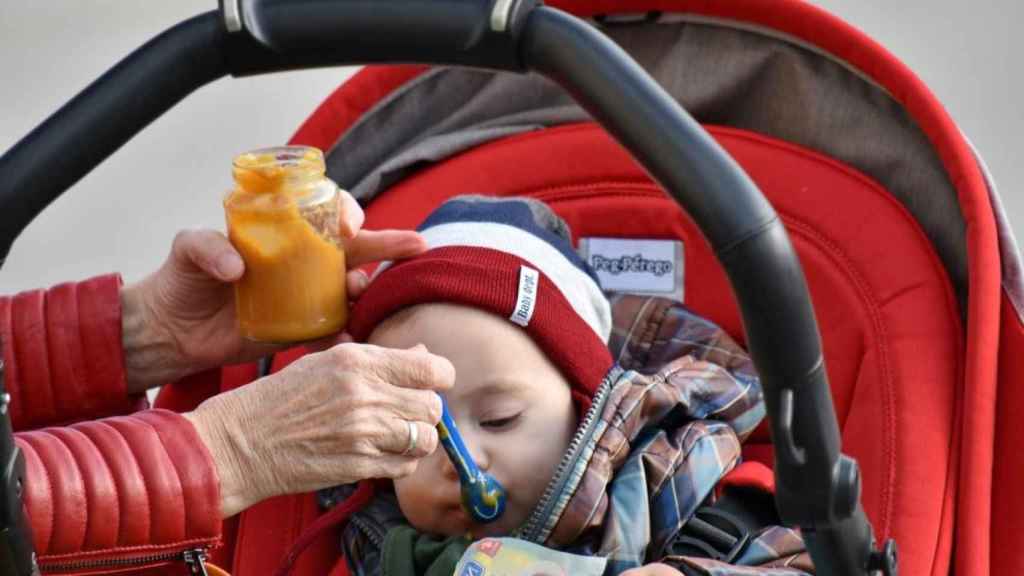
[226,0,536,74]
[0,1,894,575]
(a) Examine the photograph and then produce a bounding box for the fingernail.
[405,234,428,254]
[216,252,244,279]
[354,270,370,290]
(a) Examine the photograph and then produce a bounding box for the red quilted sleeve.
[1,274,138,430]
[18,409,222,572]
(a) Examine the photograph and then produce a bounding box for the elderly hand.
[185,342,454,518]
[620,564,686,576]
[120,190,426,392]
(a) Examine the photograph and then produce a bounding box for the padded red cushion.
[360,124,962,576]
[992,293,1024,575]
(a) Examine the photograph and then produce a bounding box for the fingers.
[344,229,427,267]
[346,268,371,299]
[172,229,244,282]
[336,344,455,393]
[379,418,440,457]
[353,454,421,481]
[337,191,365,240]
[385,386,444,425]
[376,345,456,394]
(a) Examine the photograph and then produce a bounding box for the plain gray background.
[1,1,1020,292]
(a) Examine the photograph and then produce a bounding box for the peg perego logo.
[578,238,684,302]
[590,254,673,277]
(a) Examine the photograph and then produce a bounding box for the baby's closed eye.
[480,412,522,430]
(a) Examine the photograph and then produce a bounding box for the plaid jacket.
[335,295,814,575]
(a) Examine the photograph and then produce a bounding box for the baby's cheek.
[394,478,431,527]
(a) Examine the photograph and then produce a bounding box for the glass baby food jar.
[224,146,348,342]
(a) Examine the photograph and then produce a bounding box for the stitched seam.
[9,299,31,426]
[48,286,81,421]
[780,216,895,538]
[39,434,58,555]
[709,128,964,562]
[78,423,122,549]
[716,216,782,260]
[532,183,662,202]
[68,282,92,416]
[49,430,89,553]
[135,416,190,541]
[109,419,160,545]
[20,437,54,554]
[89,420,149,546]
[62,425,118,551]
[37,291,57,423]
[781,205,961,553]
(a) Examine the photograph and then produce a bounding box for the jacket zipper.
[350,514,386,549]
[516,367,622,543]
[39,547,210,574]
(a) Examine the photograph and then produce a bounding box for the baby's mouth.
[441,503,472,529]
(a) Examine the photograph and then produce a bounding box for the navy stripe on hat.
[418,196,601,285]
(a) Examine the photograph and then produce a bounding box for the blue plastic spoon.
[436,397,507,523]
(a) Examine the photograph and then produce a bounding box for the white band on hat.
[414,221,612,341]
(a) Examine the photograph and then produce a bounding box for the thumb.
[171,229,245,282]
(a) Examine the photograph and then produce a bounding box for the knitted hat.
[348,196,614,415]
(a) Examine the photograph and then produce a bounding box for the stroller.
[1,0,1021,575]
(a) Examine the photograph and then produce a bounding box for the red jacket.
[1,275,222,574]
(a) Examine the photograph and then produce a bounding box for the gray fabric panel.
[326,68,584,194]
[325,19,967,309]
[349,125,543,199]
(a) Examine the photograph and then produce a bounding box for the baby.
[339,196,812,576]
[347,194,613,542]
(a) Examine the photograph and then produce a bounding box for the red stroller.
[2,0,1021,575]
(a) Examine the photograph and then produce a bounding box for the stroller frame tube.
[0,1,894,574]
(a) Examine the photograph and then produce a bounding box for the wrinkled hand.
[186,343,455,518]
[620,564,685,576]
[120,191,426,392]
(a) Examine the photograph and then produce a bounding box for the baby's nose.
[439,429,491,480]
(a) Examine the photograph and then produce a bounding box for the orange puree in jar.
[224,146,347,342]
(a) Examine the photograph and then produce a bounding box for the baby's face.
[369,303,578,538]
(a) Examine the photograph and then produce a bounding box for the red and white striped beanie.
[348,196,614,415]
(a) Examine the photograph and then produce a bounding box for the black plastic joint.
[832,455,861,521]
[868,540,899,576]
